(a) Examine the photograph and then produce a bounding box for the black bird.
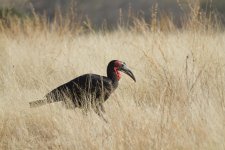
[29,60,136,116]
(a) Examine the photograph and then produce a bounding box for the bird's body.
[29,60,136,118]
[45,74,117,108]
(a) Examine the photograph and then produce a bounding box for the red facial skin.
[114,60,122,80]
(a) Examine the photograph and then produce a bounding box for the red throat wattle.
[114,67,121,80]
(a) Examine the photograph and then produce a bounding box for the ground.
[0,24,225,149]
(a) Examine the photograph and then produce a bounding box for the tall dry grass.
[0,5,225,150]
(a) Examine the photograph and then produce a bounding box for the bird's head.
[107,60,136,82]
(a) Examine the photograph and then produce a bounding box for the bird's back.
[45,74,115,107]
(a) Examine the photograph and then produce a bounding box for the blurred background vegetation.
[0,0,224,29]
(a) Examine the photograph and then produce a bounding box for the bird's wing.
[45,74,114,101]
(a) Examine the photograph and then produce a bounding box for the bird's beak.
[120,64,136,82]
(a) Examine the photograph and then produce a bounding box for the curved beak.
[120,64,136,82]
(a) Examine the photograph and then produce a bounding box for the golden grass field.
[0,12,225,149]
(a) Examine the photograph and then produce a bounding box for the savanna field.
[0,12,225,149]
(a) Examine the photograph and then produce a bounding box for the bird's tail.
[29,99,53,108]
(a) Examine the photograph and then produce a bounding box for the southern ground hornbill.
[29,60,136,118]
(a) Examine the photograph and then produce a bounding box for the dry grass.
[1,10,225,150]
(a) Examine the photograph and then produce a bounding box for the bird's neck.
[107,67,120,88]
